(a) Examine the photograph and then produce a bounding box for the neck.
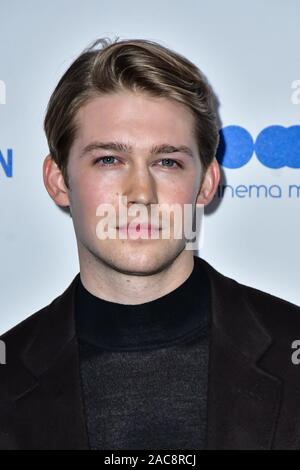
[77,245,194,305]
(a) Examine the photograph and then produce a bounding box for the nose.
[123,164,158,207]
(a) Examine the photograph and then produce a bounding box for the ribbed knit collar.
[75,255,210,351]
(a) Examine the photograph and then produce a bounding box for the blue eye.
[94,156,118,166]
[159,158,181,168]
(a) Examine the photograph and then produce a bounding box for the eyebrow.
[79,141,194,159]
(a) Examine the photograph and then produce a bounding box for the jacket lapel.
[202,259,283,449]
[9,274,89,449]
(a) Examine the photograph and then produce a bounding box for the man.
[1,37,300,450]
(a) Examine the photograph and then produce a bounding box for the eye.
[94,156,119,166]
[159,158,181,168]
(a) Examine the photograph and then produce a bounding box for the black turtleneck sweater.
[75,255,211,450]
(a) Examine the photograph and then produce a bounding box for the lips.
[117,223,161,232]
[117,222,160,230]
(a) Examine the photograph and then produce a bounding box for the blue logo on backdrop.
[216,125,300,169]
[0,149,13,177]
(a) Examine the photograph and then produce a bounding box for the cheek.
[159,184,198,206]
[70,169,118,214]
[157,169,201,205]
[70,181,118,240]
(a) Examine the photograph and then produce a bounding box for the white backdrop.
[0,0,299,334]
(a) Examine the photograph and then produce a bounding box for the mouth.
[116,223,161,234]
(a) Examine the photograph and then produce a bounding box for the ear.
[196,157,220,206]
[43,154,70,207]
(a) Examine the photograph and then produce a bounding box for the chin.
[96,241,186,276]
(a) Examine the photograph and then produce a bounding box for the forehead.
[73,91,196,148]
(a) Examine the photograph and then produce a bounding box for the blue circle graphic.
[216,125,254,169]
[255,125,300,169]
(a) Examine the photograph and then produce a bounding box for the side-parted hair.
[44,37,220,187]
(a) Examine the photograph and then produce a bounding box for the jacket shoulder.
[0,297,58,356]
[0,274,79,350]
[237,279,300,336]
[199,256,300,337]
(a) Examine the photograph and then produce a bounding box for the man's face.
[66,90,205,275]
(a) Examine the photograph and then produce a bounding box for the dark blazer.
[1,257,300,450]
